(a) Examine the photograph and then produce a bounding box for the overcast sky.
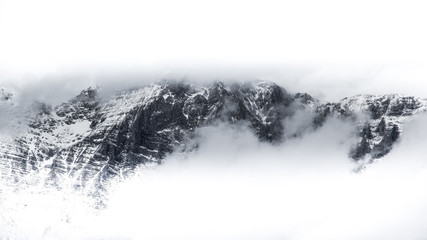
[0,0,426,101]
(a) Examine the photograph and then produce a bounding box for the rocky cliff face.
[1,81,426,190]
[314,94,427,168]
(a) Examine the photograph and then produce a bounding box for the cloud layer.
[2,115,427,239]
[94,116,427,240]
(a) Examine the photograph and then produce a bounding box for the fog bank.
[2,115,427,239]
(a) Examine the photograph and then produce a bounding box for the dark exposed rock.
[388,97,418,116]
[368,99,390,119]
[371,125,400,159]
[55,86,99,123]
[294,92,315,104]
[390,124,400,142]
[350,137,371,160]
[313,94,421,163]
[376,118,386,135]
[360,123,373,139]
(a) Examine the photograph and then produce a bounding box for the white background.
[0,0,427,100]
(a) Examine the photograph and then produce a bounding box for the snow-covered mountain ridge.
[1,81,426,189]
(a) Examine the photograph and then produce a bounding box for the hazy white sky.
[0,0,426,100]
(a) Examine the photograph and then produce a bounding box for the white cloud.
[68,116,425,240]
[2,113,427,239]
[95,116,427,240]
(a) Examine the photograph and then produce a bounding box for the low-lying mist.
[2,114,427,240]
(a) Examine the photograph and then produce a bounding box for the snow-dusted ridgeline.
[1,80,426,190]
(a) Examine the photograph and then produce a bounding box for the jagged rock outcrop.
[311,94,427,164]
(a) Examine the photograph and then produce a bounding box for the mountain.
[319,94,426,169]
[1,81,426,191]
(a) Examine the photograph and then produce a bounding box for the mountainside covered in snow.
[1,81,426,190]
